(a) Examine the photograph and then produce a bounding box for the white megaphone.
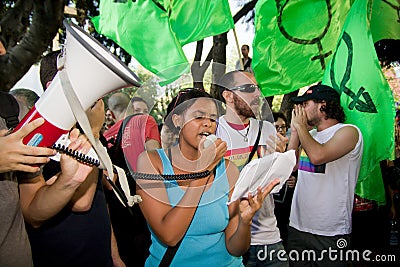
[14,20,141,147]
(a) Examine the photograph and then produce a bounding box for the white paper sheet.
[228,150,296,204]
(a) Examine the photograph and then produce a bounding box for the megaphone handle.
[51,143,100,167]
[59,69,131,208]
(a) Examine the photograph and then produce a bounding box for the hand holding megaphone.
[198,134,227,172]
[0,118,56,173]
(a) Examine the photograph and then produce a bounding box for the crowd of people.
[1,47,399,267]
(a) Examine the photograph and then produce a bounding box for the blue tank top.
[145,149,243,267]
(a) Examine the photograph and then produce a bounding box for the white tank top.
[289,123,363,236]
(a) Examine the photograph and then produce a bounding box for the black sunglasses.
[229,84,260,93]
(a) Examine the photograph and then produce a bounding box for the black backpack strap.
[159,147,217,267]
[246,120,263,165]
[158,147,182,267]
[0,92,20,129]
[159,239,182,267]
[158,166,214,267]
[113,113,141,160]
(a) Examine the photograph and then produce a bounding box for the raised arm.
[69,99,105,211]
[136,151,210,246]
[19,128,94,228]
[291,105,359,165]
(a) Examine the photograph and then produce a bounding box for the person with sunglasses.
[136,89,279,266]
[217,70,289,267]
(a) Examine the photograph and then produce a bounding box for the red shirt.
[104,114,160,171]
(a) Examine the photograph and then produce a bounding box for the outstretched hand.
[266,133,288,154]
[0,118,56,173]
[239,178,280,223]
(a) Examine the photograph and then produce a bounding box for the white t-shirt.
[235,58,253,74]
[216,116,281,245]
[289,123,363,236]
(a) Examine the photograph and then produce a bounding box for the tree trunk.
[0,0,64,92]
[190,0,258,98]
[265,96,274,110]
[211,33,228,99]
[191,40,211,90]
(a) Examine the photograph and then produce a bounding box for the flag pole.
[233,27,244,70]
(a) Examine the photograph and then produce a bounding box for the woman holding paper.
[136,89,279,266]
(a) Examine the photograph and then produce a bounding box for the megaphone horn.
[14,20,141,147]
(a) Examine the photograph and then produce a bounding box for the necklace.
[236,126,250,142]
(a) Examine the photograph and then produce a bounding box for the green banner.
[253,0,351,97]
[168,0,234,46]
[92,0,189,81]
[371,0,400,42]
[322,0,395,204]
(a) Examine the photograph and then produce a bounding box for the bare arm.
[19,129,93,227]
[70,99,105,211]
[136,137,227,246]
[45,168,99,212]
[287,122,301,171]
[291,105,359,165]
[110,219,126,267]
[69,168,99,211]
[136,151,210,246]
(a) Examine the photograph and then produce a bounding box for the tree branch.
[0,0,32,49]
[191,0,258,84]
[0,0,64,92]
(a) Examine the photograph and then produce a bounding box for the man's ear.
[319,101,327,112]
[222,90,234,104]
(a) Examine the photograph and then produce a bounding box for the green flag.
[168,0,234,45]
[322,0,395,204]
[371,0,400,42]
[92,0,189,81]
[253,0,351,97]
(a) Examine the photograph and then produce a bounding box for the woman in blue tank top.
[136,89,279,266]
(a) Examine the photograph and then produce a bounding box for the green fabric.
[322,0,395,204]
[92,0,233,83]
[370,0,400,42]
[92,0,188,81]
[168,0,234,45]
[253,0,351,97]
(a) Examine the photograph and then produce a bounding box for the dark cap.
[291,84,340,104]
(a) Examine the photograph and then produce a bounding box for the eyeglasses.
[229,84,260,93]
[275,125,288,132]
[171,88,205,111]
